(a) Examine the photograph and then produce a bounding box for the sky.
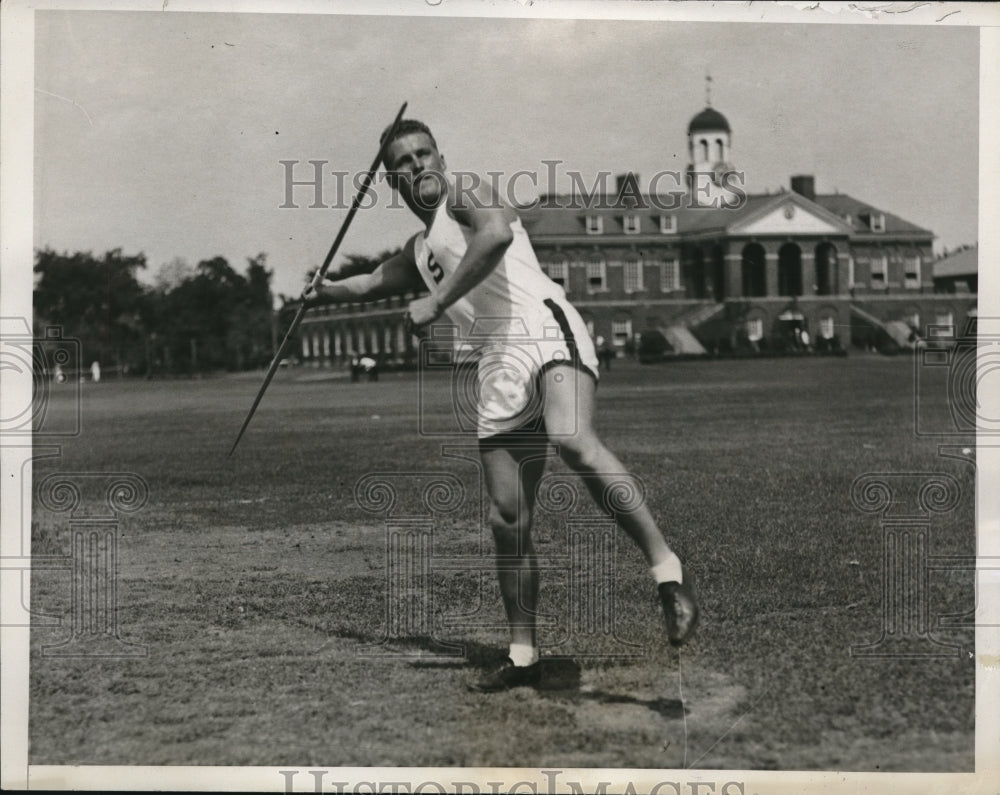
[32,8,981,300]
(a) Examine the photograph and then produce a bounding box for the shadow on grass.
[400,642,686,719]
[537,659,686,718]
[565,691,687,719]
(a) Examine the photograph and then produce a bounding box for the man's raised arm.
[405,179,516,328]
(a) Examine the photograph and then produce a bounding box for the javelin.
[228,100,408,457]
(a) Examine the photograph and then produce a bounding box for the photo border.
[2,1,998,791]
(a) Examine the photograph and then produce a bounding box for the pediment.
[732,195,851,236]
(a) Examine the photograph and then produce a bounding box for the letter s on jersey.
[428,253,444,284]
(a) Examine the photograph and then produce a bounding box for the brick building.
[933,245,978,294]
[299,105,976,364]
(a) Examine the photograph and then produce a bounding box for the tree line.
[33,247,396,377]
[33,248,287,376]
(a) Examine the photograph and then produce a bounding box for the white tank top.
[412,200,566,347]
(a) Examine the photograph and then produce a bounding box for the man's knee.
[557,433,605,472]
[488,500,530,551]
[489,498,525,530]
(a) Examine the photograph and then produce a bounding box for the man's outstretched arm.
[303,236,422,304]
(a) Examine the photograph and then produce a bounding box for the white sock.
[650,554,683,584]
[509,643,539,667]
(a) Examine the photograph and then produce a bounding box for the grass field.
[28,355,976,771]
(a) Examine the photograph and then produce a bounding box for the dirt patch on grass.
[119,521,390,582]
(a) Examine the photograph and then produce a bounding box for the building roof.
[520,196,718,237]
[933,245,978,278]
[688,107,731,134]
[810,193,933,236]
[522,189,931,240]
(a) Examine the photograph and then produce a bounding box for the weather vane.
[706,73,713,107]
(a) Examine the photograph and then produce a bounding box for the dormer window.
[586,215,603,235]
[659,214,677,234]
[869,212,886,233]
[623,214,641,234]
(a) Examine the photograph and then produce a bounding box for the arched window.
[699,139,709,162]
[741,243,766,297]
[814,243,838,296]
[778,243,803,297]
[716,138,725,161]
[690,248,707,299]
[711,244,726,302]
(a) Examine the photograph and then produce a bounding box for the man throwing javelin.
[304,119,698,691]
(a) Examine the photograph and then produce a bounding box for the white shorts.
[457,297,599,439]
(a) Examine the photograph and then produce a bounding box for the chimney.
[615,172,641,208]
[790,175,815,201]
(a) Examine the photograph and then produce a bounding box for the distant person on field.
[359,355,378,381]
[303,119,698,692]
[596,335,614,372]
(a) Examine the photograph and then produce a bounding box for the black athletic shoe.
[467,657,542,693]
[659,567,699,646]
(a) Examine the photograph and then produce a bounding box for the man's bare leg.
[541,365,674,566]
[541,364,699,645]
[469,438,549,690]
